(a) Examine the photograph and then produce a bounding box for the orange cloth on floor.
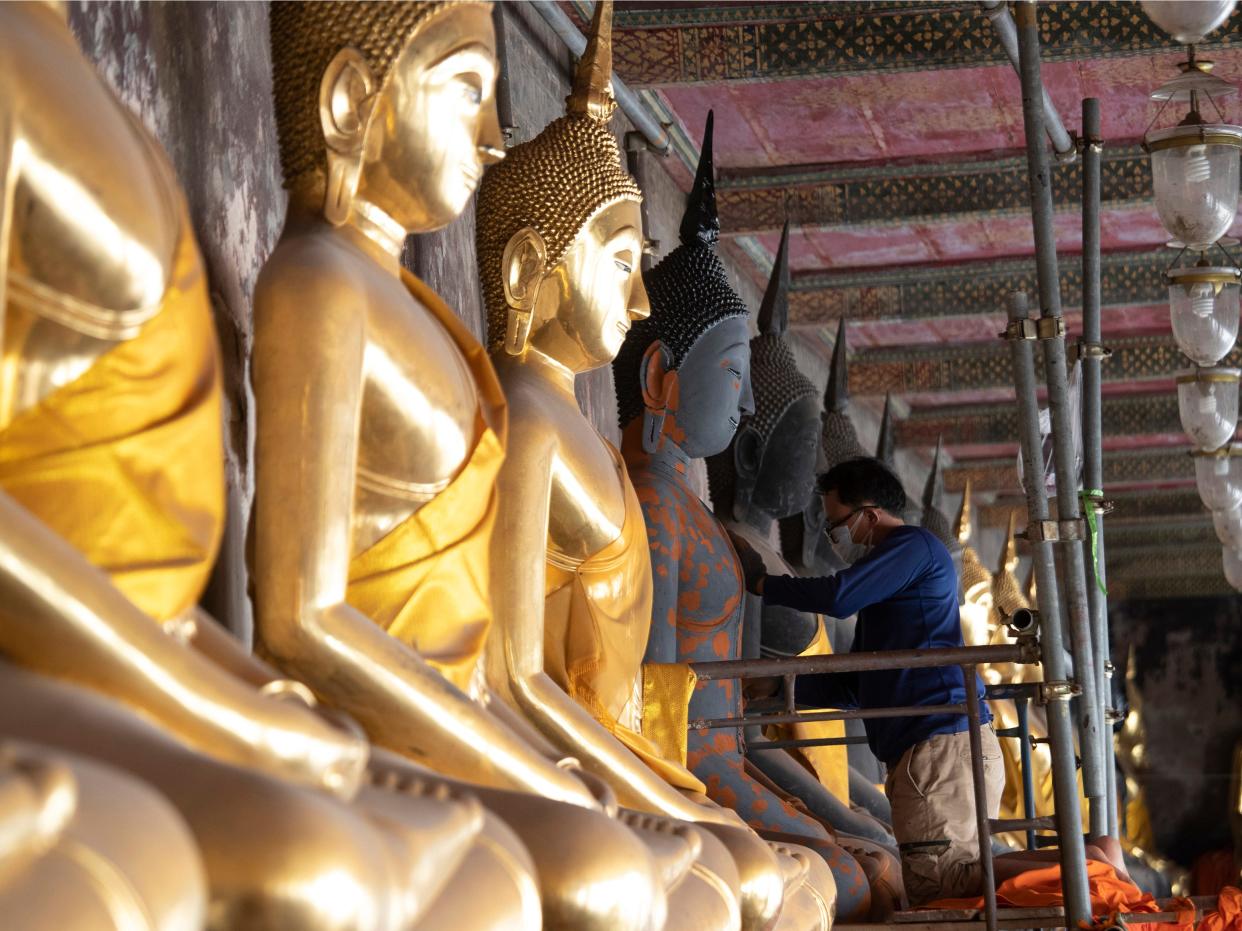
[346,271,506,694]
[1199,886,1242,931]
[0,210,223,621]
[543,445,706,793]
[927,860,1174,930]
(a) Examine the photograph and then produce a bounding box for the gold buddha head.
[476,0,649,372]
[269,0,503,233]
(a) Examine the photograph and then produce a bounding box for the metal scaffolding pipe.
[981,0,1076,161]
[688,642,1029,681]
[1006,290,1093,927]
[1015,0,1107,838]
[529,0,671,154]
[963,665,999,931]
[1080,96,1119,839]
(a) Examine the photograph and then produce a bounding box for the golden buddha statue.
[0,4,496,928]
[476,3,795,926]
[252,2,715,927]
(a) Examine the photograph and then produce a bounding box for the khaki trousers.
[885,726,1005,906]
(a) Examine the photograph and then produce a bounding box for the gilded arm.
[0,493,367,797]
[249,253,594,807]
[487,403,730,824]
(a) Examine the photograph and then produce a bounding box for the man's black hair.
[817,457,908,516]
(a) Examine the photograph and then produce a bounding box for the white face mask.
[828,510,873,566]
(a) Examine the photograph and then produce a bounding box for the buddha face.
[664,318,755,459]
[526,199,650,372]
[356,4,502,232]
[741,394,822,520]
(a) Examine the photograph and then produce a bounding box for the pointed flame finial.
[954,478,973,547]
[680,110,719,246]
[566,0,617,122]
[922,436,944,512]
[876,393,895,465]
[824,317,848,412]
[999,510,1019,574]
[757,219,791,337]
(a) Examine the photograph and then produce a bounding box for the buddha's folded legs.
[0,742,206,931]
[0,665,480,931]
[371,749,669,931]
[412,810,541,931]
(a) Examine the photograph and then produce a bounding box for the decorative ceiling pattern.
[588,0,1242,600]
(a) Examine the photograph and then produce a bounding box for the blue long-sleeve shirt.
[762,524,990,766]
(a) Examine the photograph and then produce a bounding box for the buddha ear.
[319,48,376,155]
[319,48,377,226]
[640,341,675,453]
[640,341,674,410]
[501,227,548,354]
[732,423,763,520]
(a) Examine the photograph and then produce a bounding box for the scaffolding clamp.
[1023,518,1086,542]
[1076,339,1112,360]
[1105,708,1126,723]
[1037,680,1082,704]
[1000,317,1065,341]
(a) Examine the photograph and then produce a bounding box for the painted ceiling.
[570,0,1242,601]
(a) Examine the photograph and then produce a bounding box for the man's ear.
[501,227,548,312]
[640,340,675,412]
[319,47,376,156]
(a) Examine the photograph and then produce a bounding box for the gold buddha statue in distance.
[477,3,792,926]
[254,2,696,927]
[1,4,491,928]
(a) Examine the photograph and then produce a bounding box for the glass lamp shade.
[1177,367,1240,449]
[1168,265,1241,364]
[1193,444,1242,509]
[1146,124,1242,250]
[1214,502,1242,549]
[1141,1,1237,45]
[1223,545,1242,590]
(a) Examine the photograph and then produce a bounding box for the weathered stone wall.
[1112,596,1242,867]
[68,1,763,640]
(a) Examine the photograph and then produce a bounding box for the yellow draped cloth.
[544,449,706,793]
[0,212,223,621]
[345,271,506,694]
[765,617,851,804]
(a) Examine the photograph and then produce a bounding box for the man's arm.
[761,531,925,618]
[794,670,860,710]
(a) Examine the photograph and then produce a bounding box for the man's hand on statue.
[728,532,767,595]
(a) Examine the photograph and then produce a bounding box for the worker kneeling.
[733,456,1005,907]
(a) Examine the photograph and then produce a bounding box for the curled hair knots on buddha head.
[613,111,749,429]
[269,0,464,187]
[475,0,642,353]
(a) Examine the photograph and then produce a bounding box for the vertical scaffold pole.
[1080,96,1119,838]
[1006,291,1094,927]
[1014,0,1108,839]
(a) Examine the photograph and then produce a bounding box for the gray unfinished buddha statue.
[613,117,869,925]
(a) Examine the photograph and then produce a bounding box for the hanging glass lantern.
[1177,366,1240,449]
[1222,545,1242,590]
[1215,502,1242,548]
[1168,262,1241,364]
[1193,443,1242,509]
[1144,58,1242,251]
[1141,1,1237,45]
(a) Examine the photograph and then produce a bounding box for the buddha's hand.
[257,680,370,800]
[727,533,767,596]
